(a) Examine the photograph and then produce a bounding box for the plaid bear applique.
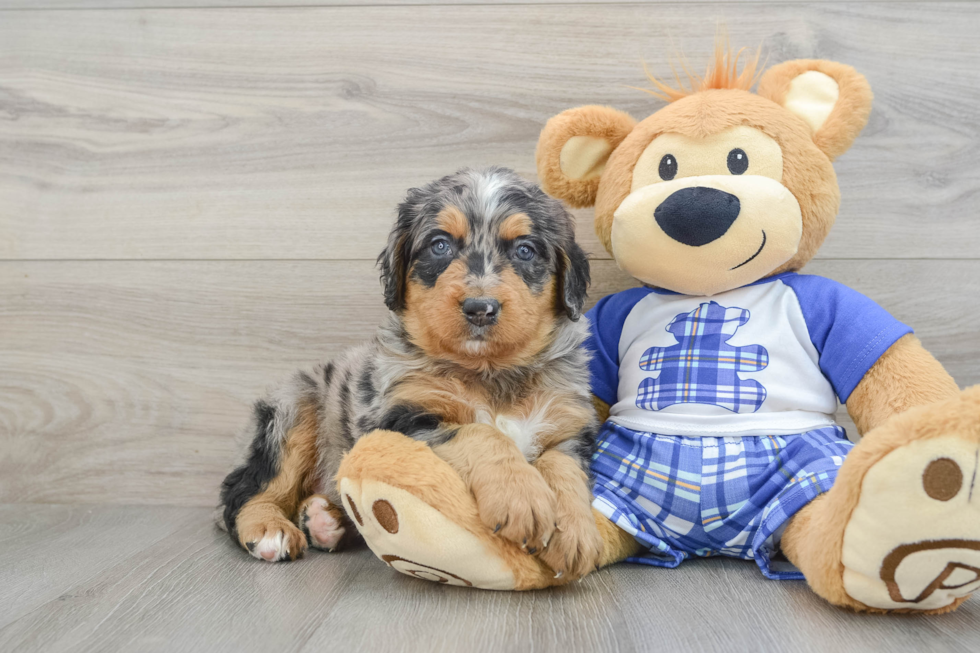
[636,301,769,413]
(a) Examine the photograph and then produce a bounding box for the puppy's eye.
[659,154,677,181]
[727,148,748,175]
[514,243,536,262]
[430,238,453,257]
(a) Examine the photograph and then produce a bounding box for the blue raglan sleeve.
[583,287,651,406]
[783,275,913,403]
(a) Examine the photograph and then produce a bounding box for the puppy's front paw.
[539,509,603,581]
[237,511,307,562]
[471,463,557,553]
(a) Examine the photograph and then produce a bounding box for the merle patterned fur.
[218,167,596,538]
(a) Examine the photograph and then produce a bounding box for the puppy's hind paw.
[298,495,348,552]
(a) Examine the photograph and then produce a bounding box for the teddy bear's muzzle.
[611,174,803,296]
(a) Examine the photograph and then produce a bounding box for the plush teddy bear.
[337,47,980,613]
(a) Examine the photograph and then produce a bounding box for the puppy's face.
[379,168,589,371]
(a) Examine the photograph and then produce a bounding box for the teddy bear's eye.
[659,154,677,181]
[727,148,749,175]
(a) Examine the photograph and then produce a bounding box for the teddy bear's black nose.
[654,187,741,247]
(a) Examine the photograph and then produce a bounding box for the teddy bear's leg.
[336,430,637,589]
[594,509,644,566]
[782,387,980,613]
[337,429,559,589]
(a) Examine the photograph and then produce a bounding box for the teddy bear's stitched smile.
[731,230,767,270]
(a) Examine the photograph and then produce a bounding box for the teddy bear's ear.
[536,105,636,208]
[758,60,873,161]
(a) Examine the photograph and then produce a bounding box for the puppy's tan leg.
[235,404,319,562]
[433,424,557,553]
[533,450,603,580]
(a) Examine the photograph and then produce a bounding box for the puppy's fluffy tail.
[213,506,229,532]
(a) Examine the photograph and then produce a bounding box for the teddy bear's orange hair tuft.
[637,37,763,103]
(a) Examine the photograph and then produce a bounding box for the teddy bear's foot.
[841,433,980,612]
[785,387,980,613]
[336,430,560,590]
[338,475,513,588]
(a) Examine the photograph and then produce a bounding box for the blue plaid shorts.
[591,421,853,579]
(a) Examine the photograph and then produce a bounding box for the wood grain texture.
[0,504,202,631]
[0,0,867,9]
[3,2,979,648]
[0,504,978,653]
[2,3,980,260]
[2,258,977,506]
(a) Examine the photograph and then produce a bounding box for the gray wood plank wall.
[2,1,979,509]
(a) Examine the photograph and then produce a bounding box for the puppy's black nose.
[654,187,741,247]
[462,298,500,327]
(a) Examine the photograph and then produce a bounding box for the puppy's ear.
[556,238,590,321]
[536,106,636,208]
[377,204,413,312]
[758,60,873,161]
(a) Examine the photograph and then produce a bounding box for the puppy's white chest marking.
[476,408,550,461]
[495,415,541,460]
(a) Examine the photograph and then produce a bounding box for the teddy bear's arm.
[845,334,959,436]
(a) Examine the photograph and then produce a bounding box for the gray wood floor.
[2,1,980,651]
[1,503,978,653]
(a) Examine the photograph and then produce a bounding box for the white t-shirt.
[585,273,912,437]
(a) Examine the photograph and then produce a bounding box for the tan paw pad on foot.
[339,477,517,589]
[842,436,980,611]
